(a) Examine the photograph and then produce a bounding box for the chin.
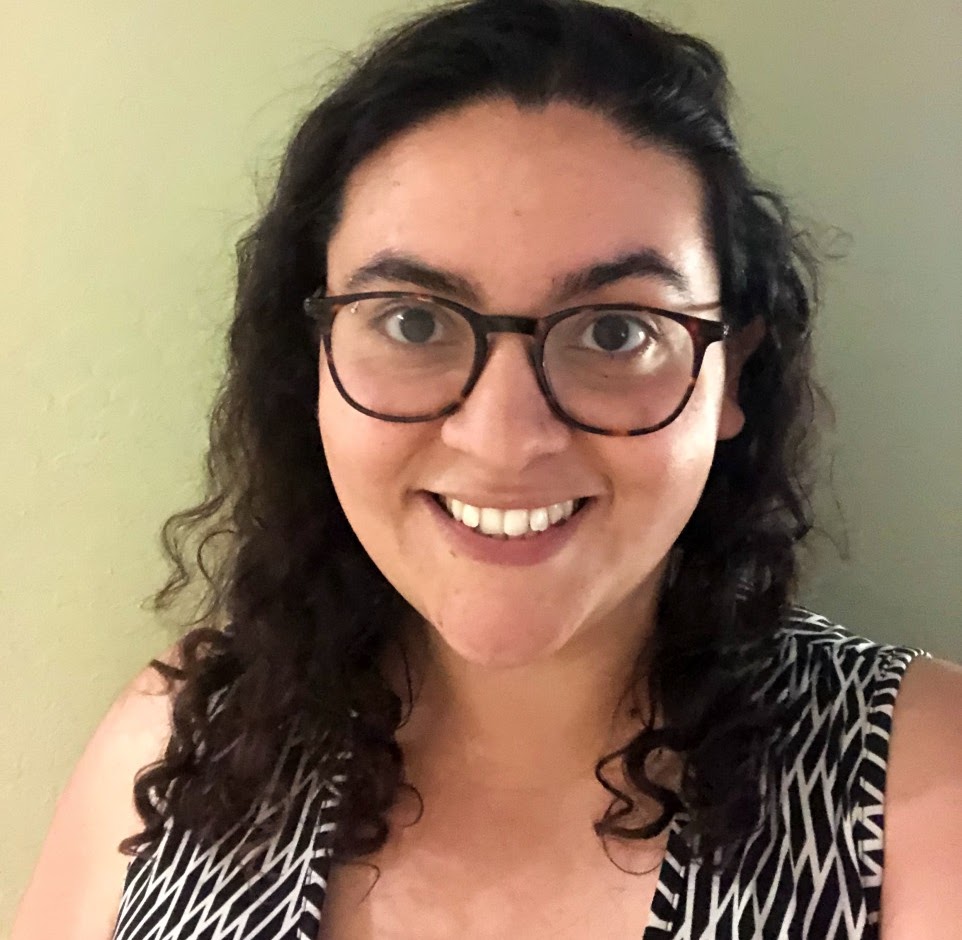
[431,612,574,669]
[452,644,556,670]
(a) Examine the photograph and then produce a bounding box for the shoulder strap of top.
[852,640,927,924]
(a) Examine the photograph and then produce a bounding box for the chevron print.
[110,608,925,939]
[111,735,340,940]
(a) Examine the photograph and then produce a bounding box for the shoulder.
[11,642,184,940]
[761,609,932,802]
[769,606,923,671]
[753,608,927,809]
[881,655,962,939]
[766,611,962,937]
[757,607,924,729]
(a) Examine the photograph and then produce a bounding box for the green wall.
[3,0,959,930]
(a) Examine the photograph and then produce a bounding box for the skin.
[10,98,961,940]
[321,97,750,719]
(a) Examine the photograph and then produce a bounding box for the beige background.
[2,0,960,931]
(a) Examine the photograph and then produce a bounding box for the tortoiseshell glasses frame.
[303,290,730,437]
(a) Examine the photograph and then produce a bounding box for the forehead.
[327,99,717,307]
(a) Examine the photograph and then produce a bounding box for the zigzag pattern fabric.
[112,735,340,940]
[111,609,925,939]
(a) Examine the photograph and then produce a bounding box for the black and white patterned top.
[111,609,926,939]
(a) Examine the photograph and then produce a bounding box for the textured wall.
[3,0,959,931]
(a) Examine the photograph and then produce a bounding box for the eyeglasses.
[303,290,729,436]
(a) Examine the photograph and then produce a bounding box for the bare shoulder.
[881,655,962,940]
[11,641,185,940]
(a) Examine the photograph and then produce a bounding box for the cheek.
[612,371,724,530]
[614,435,713,527]
[317,362,389,526]
[317,361,428,542]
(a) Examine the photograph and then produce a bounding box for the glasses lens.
[329,296,475,417]
[543,308,695,432]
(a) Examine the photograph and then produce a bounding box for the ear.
[717,315,766,441]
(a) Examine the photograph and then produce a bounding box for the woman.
[14,1,962,937]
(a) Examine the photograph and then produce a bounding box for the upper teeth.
[442,496,578,538]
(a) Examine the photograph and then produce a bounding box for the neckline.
[641,811,690,937]
[305,784,690,940]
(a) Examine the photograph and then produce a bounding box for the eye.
[375,301,448,345]
[577,312,658,354]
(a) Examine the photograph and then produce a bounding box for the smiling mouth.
[429,492,592,540]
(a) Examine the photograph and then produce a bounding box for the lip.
[419,490,593,567]
[432,492,587,512]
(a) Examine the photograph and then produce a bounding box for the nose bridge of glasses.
[457,324,564,438]
[466,312,549,403]
[469,312,543,371]
[476,313,541,339]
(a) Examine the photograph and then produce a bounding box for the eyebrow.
[341,248,693,307]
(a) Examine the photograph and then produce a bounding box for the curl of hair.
[121,0,824,874]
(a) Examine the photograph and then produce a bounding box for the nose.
[439,334,572,470]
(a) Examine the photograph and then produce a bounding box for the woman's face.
[320,99,747,669]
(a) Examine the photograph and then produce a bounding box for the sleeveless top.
[111,609,927,940]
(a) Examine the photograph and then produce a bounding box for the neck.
[391,585,661,795]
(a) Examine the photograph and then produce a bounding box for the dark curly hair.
[120,0,823,873]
